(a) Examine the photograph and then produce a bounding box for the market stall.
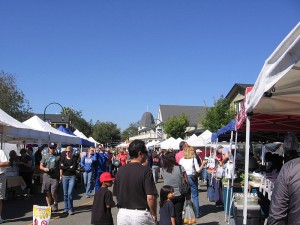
[237,22,300,225]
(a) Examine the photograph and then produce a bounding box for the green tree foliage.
[200,95,235,132]
[93,121,121,146]
[121,122,139,141]
[0,71,32,121]
[62,107,93,136]
[163,114,189,139]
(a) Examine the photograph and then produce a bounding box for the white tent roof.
[159,137,175,149]
[187,137,205,147]
[247,22,300,116]
[74,129,89,140]
[146,140,160,148]
[88,137,99,145]
[199,130,212,145]
[186,134,198,141]
[160,137,181,150]
[116,142,129,148]
[23,116,80,144]
[187,130,212,147]
[0,108,49,141]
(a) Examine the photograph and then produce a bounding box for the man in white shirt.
[0,150,10,224]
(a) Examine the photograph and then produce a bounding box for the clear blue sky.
[1,1,299,131]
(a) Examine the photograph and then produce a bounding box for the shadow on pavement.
[201,204,224,217]
[196,222,220,225]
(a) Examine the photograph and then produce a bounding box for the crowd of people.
[0,140,236,225]
[0,138,290,225]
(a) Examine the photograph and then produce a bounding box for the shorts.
[41,173,59,194]
[0,174,6,199]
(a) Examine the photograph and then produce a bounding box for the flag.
[156,129,162,138]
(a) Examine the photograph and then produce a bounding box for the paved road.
[3,179,227,225]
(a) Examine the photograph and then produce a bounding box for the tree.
[0,71,32,121]
[200,95,235,132]
[93,121,121,146]
[121,122,139,141]
[62,107,93,136]
[163,114,189,139]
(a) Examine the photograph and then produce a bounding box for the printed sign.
[33,205,51,225]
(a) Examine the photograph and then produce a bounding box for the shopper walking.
[113,140,158,225]
[40,142,60,212]
[60,146,77,214]
[80,147,95,198]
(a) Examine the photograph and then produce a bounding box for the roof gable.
[159,105,209,127]
[226,83,254,103]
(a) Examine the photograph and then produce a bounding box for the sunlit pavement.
[3,179,226,225]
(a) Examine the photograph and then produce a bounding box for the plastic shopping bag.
[183,200,196,224]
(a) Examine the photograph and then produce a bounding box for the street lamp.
[43,102,65,123]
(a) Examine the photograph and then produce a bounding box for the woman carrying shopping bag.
[179,146,207,218]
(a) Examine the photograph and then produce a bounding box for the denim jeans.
[188,175,200,217]
[151,165,159,183]
[62,175,76,212]
[106,163,113,175]
[83,171,93,197]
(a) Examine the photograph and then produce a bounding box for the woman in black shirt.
[60,146,77,214]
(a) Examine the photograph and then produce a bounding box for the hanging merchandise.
[224,162,234,179]
[215,165,224,179]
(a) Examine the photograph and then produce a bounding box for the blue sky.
[0,1,299,131]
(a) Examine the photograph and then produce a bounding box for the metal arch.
[43,102,65,121]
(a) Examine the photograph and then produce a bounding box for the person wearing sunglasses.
[60,146,78,215]
[40,142,60,212]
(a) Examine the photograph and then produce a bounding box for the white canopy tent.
[247,22,300,116]
[0,108,49,146]
[186,134,198,142]
[116,142,129,148]
[23,116,80,145]
[187,130,212,147]
[187,137,205,147]
[146,140,160,149]
[74,129,89,140]
[160,137,178,150]
[88,137,100,146]
[240,22,300,225]
[159,137,175,149]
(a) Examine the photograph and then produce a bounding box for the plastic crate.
[233,202,261,225]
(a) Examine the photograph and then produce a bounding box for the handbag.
[76,164,85,172]
[179,165,191,196]
[112,159,121,167]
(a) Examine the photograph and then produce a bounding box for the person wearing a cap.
[91,172,115,225]
[113,139,158,224]
[40,142,60,212]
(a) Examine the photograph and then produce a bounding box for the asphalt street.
[3,179,226,225]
